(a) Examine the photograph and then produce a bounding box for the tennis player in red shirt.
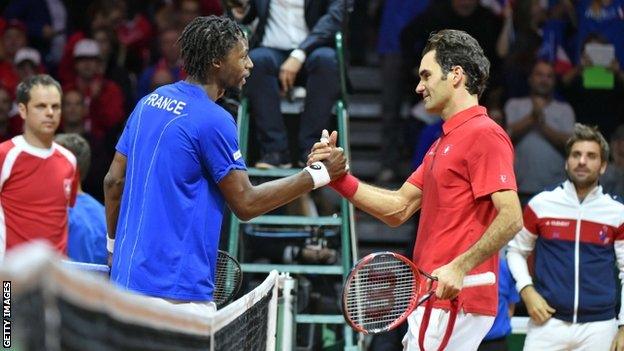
[310,29,523,350]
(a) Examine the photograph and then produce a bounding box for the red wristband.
[330,174,359,198]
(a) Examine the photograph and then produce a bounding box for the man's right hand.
[307,129,337,165]
[521,285,556,324]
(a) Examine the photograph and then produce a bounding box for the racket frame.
[341,251,421,334]
[213,249,243,308]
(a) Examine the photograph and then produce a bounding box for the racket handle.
[463,272,496,287]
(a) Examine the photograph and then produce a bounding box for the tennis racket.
[213,249,243,308]
[62,250,242,308]
[342,251,495,335]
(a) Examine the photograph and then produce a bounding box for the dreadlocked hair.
[178,16,245,82]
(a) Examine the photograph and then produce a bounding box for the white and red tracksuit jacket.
[507,180,624,323]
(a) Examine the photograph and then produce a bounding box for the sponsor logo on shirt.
[233,150,242,161]
[545,220,570,227]
[500,174,507,183]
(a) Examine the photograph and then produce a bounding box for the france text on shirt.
[144,93,187,115]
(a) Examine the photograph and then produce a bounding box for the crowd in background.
[376,0,624,201]
[0,0,623,202]
[0,0,223,201]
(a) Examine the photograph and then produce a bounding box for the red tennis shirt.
[407,105,517,316]
[0,136,78,259]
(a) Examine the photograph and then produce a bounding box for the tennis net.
[2,243,278,351]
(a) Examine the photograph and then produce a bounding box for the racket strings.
[344,256,420,331]
[213,254,242,306]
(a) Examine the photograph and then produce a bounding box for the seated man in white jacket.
[507,123,624,351]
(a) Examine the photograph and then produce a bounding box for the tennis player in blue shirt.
[103,16,347,313]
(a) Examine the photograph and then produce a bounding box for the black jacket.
[239,0,346,54]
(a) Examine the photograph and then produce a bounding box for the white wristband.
[304,162,331,189]
[107,235,115,254]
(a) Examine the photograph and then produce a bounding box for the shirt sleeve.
[69,167,79,207]
[198,111,247,184]
[467,128,517,199]
[116,98,145,156]
[407,139,440,189]
[406,165,424,189]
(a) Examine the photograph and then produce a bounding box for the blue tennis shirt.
[111,81,246,301]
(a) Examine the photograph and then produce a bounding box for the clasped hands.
[308,129,348,182]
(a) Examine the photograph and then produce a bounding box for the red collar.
[442,105,487,135]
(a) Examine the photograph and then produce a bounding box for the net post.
[278,273,297,351]
[267,270,279,351]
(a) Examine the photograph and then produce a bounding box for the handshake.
[303,129,349,189]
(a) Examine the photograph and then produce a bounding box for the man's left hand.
[611,327,624,351]
[279,57,303,93]
[431,262,467,300]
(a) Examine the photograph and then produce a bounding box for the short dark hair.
[178,16,245,82]
[565,123,609,162]
[54,133,91,182]
[16,74,62,105]
[423,30,490,97]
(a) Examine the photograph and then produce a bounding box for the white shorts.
[523,317,617,351]
[402,306,495,351]
[144,296,217,316]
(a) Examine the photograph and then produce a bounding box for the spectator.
[601,124,624,198]
[1,20,27,63]
[153,1,178,33]
[497,0,546,98]
[507,123,624,351]
[376,0,430,183]
[58,1,125,84]
[61,89,87,135]
[401,0,503,90]
[0,20,26,95]
[577,0,624,65]
[178,0,203,28]
[0,75,78,259]
[477,255,520,351]
[505,60,575,204]
[229,0,344,168]
[3,0,68,67]
[561,34,624,136]
[112,0,154,74]
[13,47,44,81]
[92,27,136,112]
[64,39,125,145]
[150,68,175,91]
[55,133,107,265]
[60,88,110,203]
[137,28,184,99]
[0,86,19,142]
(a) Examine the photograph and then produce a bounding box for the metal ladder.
[226,32,360,351]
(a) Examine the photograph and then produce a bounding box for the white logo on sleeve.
[233,150,242,161]
[500,175,507,183]
[63,178,72,199]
